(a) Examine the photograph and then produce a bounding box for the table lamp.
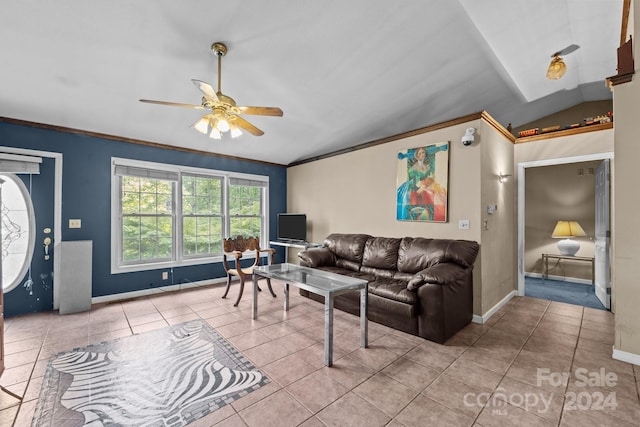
[551,220,587,256]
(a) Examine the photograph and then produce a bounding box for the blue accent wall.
[0,122,287,317]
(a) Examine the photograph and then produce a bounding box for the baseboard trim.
[612,347,640,366]
[472,290,517,324]
[91,277,226,304]
[525,272,592,286]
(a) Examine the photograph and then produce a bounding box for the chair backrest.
[223,236,261,253]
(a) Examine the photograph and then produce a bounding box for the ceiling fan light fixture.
[230,125,243,138]
[546,55,567,80]
[141,41,283,139]
[216,116,230,132]
[209,128,222,139]
[193,116,211,134]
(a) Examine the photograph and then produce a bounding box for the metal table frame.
[542,253,595,285]
[252,263,368,367]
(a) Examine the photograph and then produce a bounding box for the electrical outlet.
[69,219,81,229]
[162,272,169,280]
[458,219,470,230]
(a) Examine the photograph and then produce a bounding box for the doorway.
[0,148,62,316]
[517,152,614,310]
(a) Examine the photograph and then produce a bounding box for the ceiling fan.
[546,44,580,80]
[140,42,283,139]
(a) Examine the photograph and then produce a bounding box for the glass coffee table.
[252,263,368,367]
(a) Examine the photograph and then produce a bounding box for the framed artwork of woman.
[396,142,449,222]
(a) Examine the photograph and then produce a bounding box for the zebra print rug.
[32,320,268,426]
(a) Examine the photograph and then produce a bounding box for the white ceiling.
[0,1,622,165]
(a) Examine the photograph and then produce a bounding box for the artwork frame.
[396,142,449,222]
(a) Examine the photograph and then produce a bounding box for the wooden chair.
[221,236,277,307]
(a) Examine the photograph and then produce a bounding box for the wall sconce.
[498,173,512,183]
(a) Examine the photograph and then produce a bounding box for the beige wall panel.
[612,0,640,356]
[479,120,516,313]
[514,129,614,164]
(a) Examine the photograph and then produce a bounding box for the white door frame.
[0,147,63,309]
[517,151,614,297]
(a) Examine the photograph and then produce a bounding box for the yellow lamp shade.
[551,221,587,238]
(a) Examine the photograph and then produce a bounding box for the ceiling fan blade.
[191,79,219,102]
[139,99,204,109]
[231,115,264,136]
[236,106,284,117]
[552,44,580,57]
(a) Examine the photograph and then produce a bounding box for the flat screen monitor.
[277,213,307,242]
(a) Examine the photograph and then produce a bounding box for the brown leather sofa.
[297,233,479,344]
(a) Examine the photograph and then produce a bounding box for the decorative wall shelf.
[515,122,613,144]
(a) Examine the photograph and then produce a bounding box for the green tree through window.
[114,160,268,271]
[121,176,173,262]
[182,175,223,256]
[229,180,263,239]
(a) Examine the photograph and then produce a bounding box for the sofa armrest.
[407,263,467,291]
[298,247,336,267]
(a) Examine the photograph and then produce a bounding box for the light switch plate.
[458,219,470,230]
[69,219,81,229]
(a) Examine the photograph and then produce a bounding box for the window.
[111,159,269,273]
[182,174,223,257]
[120,175,174,264]
[0,174,36,292]
[229,178,265,239]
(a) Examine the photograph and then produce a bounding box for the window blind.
[0,153,41,174]
[114,165,179,181]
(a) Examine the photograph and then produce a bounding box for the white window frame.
[111,158,269,274]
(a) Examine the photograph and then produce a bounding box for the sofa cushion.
[362,237,401,270]
[309,266,376,283]
[368,278,417,305]
[324,233,371,265]
[360,266,396,279]
[397,237,479,273]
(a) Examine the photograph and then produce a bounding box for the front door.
[594,159,611,309]
[2,157,55,316]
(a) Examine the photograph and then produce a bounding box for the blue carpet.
[525,277,607,311]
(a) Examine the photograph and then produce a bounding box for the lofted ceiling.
[0,1,622,165]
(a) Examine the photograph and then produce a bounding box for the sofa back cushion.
[362,237,402,270]
[397,237,479,273]
[324,234,371,270]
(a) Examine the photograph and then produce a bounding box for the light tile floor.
[1,281,638,427]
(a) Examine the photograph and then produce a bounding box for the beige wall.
[612,0,640,356]
[288,116,516,317]
[514,129,614,164]
[479,120,516,313]
[524,161,601,281]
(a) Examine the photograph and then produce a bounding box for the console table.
[253,263,368,366]
[269,240,322,262]
[542,253,595,285]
